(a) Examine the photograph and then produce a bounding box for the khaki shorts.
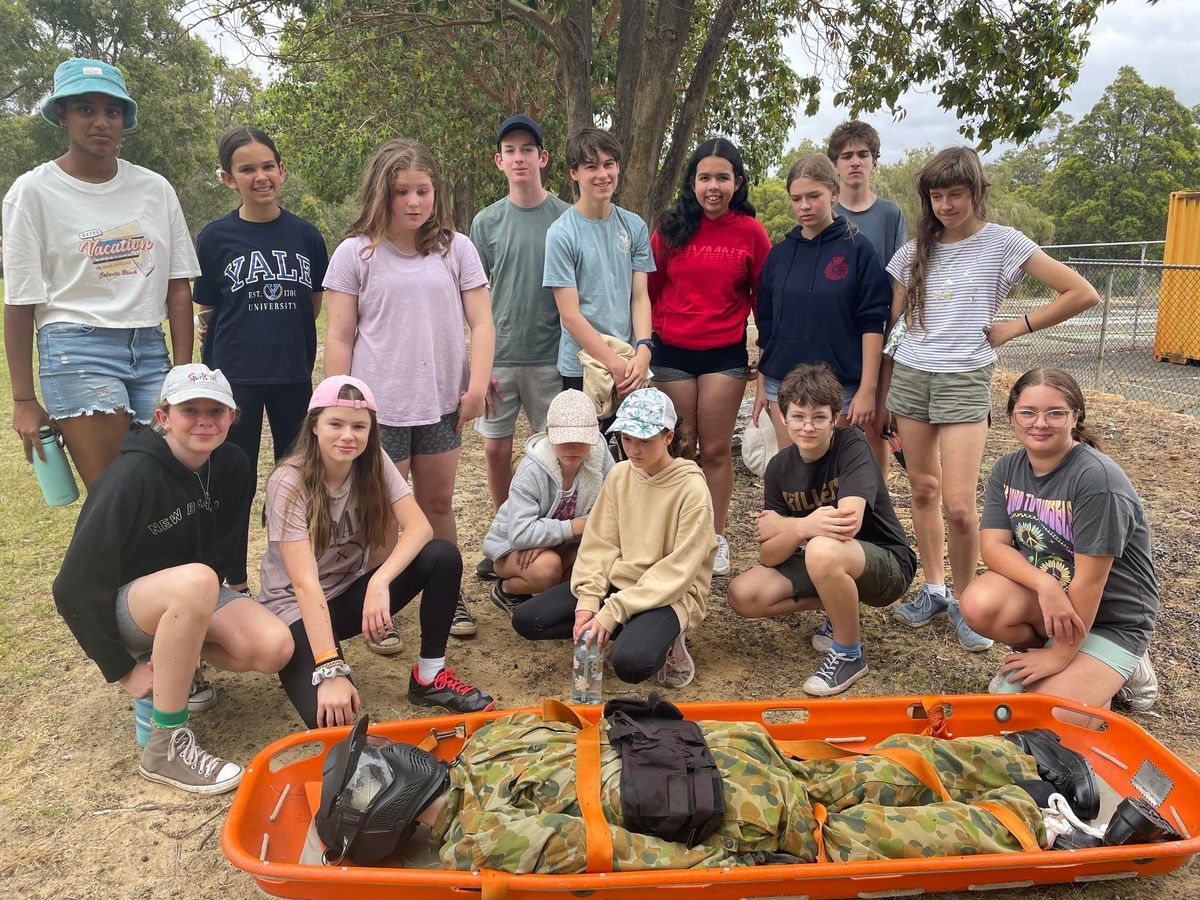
[887,361,993,424]
[774,541,912,608]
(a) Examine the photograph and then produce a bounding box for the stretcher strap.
[542,697,585,729]
[576,722,614,872]
[479,867,511,900]
[775,741,952,801]
[416,730,438,752]
[812,803,829,863]
[920,701,951,738]
[976,801,1043,853]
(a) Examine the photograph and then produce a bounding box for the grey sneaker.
[474,557,498,581]
[948,600,993,652]
[449,591,477,638]
[365,627,403,655]
[803,649,869,697]
[490,581,530,617]
[138,726,242,795]
[656,634,695,688]
[188,666,216,712]
[1115,650,1158,711]
[811,617,834,654]
[892,586,950,628]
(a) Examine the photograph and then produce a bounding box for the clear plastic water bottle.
[31,426,80,506]
[572,630,603,704]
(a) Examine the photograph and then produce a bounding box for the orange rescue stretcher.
[223,693,1200,899]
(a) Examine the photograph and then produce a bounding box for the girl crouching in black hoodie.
[52,364,294,794]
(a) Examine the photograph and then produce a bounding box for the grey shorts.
[473,364,560,439]
[115,580,243,655]
[887,361,993,424]
[380,409,462,462]
[773,541,911,608]
[653,364,749,383]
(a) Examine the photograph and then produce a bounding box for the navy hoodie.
[756,216,891,385]
[53,429,251,683]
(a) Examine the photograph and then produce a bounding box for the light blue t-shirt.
[542,204,654,377]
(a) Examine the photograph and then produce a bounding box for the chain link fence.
[1001,242,1200,416]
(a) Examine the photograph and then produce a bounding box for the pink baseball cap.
[308,375,378,413]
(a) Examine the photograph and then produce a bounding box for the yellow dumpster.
[1156,190,1200,365]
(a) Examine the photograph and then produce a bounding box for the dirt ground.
[1,369,1198,899]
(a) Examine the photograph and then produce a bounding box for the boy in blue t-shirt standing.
[543,127,655,420]
[470,116,571,584]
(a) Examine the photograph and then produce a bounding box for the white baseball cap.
[160,364,236,408]
[545,389,600,445]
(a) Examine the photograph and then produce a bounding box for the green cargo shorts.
[774,540,912,608]
[887,361,994,424]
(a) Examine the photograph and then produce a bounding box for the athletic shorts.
[990,631,1142,693]
[764,375,857,414]
[887,361,993,425]
[380,409,462,462]
[773,540,912,608]
[473,364,560,439]
[36,322,171,424]
[650,337,749,381]
[116,579,243,655]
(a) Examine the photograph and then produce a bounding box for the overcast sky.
[783,0,1200,160]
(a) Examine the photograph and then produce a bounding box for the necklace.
[929,229,984,304]
[194,462,211,508]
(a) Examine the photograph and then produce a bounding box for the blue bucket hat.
[607,388,678,440]
[40,58,138,132]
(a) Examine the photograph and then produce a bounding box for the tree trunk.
[559,0,595,134]
[611,0,647,159]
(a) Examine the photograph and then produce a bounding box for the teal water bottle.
[31,426,80,506]
[133,653,153,747]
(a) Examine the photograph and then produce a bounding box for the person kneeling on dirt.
[53,365,295,794]
[511,389,716,689]
[727,363,916,696]
[318,707,1116,873]
[481,389,613,616]
[258,376,495,729]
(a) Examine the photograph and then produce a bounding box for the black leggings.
[278,539,461,727]
[225,380,312,584]
[512,581,681,684]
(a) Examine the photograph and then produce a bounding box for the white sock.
[417,656,445,683]
[926,583,947,598]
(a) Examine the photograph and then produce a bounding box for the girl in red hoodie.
[648,138,771,576]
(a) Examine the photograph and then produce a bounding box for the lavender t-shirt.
[258,456,412,626]
[323,233,488,426]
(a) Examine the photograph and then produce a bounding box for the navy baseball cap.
[496,114,544,149]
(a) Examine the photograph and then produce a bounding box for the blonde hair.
[785,153,840,196]
[346,138,454,259]
[904,147,990,333]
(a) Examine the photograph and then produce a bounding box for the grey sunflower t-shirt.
[981,443,1158,655]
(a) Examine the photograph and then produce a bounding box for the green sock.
[151,706,188,730]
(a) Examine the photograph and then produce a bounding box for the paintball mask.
[315,716,450,865]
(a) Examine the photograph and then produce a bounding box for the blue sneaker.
[948,600,993,652]
[892,586,950,628]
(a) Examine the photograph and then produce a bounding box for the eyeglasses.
[786,415,833,430]
[1013,408,1074,426]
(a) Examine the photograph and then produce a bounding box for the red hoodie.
[648,210,772,350]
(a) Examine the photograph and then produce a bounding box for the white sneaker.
[712,534,731,577]
[656,634,695,688]
[1115,650,1158,711]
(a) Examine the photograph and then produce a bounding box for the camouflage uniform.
[431,712,1044,874]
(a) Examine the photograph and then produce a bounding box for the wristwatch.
[635,338,654,351]
[312,661,352,685]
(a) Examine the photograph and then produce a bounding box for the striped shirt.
[886,223,1038,373]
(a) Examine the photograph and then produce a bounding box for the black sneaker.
[474,557,498,581]
[408,668,496,714]
[802,649,869,697]
[449,591,477,638]
[490,581,531,617]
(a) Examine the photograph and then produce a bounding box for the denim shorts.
[36,322,171,424]
[379,409,462,462]
[764,375,857,414]
[115,580,243,655]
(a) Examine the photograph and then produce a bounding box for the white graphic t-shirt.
[2,159,200,328]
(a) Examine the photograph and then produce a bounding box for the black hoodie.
[756,216,891,384]
[52,430,252,683]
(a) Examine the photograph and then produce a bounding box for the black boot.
[1005,728,1100,821]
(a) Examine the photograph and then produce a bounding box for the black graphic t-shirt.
[763,427,917,580]
[981,444,1158,655]
[194,208,329,384]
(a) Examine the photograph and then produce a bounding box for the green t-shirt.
[470,193,571,366]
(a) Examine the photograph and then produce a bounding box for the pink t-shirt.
[258,456,412,626]
[323,233,488,426]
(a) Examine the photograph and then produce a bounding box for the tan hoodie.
[571,457,716,635]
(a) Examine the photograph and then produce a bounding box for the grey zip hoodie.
[482,432,614,561]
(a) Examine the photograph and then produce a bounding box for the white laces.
[169,727,223,779]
